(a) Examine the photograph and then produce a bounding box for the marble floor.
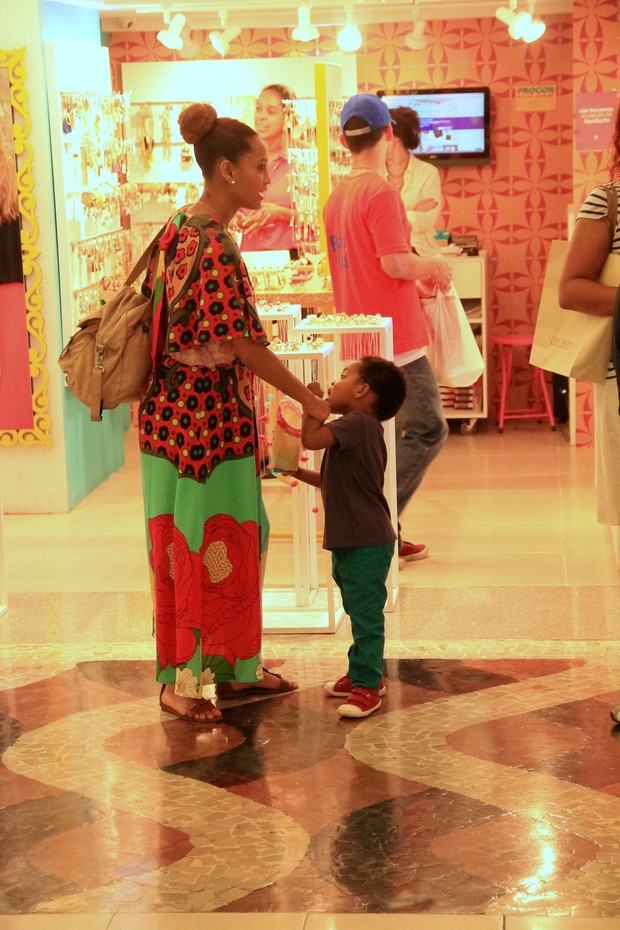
[2,420,620,930]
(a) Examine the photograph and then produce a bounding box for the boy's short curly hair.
[357,356,407,421]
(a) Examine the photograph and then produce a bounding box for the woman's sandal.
[159,685,223,723]
[215,670,298,700]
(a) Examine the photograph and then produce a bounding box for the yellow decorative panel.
[0,47,52,448]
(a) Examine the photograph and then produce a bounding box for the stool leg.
[498,346,512,432]
[535,368,556,429]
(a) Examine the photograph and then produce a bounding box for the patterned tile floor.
[2,424,620,930]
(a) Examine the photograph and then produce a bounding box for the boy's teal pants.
[331,541,394,691]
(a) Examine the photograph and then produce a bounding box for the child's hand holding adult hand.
[303,392,330,422]
[307,381,324,398]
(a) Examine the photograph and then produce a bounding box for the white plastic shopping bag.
[422,284,484,387]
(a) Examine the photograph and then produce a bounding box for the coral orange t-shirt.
[323,171,428,356]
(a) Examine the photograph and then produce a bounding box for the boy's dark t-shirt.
[320,411,397,550]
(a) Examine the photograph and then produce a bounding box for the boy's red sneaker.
[337,686,382,718]
[399,541,428,561]
[324,675,386,697]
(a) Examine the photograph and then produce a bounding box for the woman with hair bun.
[139,102,330,723]
[237,83,297,252]
[385,105,442,257]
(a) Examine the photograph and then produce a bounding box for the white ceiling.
[46,0,574,33]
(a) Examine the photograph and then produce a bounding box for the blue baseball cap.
[340,94,393,136]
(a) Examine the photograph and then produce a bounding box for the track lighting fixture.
[336,7,362,52]
[521,1,546,42]
[495,0,545,42]
[178,24,200,58]
[209,11,241,56]
[403,1,428,52]
[292,5,319,42]
[157,12,186,50]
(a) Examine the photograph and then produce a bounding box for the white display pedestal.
[261,340,344,634]
[293,316,399,613]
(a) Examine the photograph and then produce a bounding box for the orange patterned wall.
[109,7,618,438]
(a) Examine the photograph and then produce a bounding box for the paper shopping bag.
[530,240,620,383]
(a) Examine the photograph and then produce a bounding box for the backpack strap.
[124,222,168,288]
[149,211,187,369]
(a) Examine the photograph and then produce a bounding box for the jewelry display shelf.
[258,289,334,310]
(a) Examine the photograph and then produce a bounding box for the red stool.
[492,332,556,433]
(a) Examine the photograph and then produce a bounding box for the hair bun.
[178,103,217,144]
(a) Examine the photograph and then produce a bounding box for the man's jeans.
[395,356,448,525]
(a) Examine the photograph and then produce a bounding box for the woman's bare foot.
[253,669,298,691]
[159,684,223,722]
[215,669,298,698]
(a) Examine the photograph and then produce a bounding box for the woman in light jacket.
[386,105,442,257]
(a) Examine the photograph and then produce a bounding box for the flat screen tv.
[378,87,491,166]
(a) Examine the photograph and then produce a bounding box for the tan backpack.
[58,226,165,422]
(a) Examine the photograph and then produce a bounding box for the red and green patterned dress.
[139,212,270,698]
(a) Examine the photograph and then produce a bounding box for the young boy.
[294,356,406,719]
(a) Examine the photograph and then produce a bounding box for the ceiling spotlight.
[508,10,532,39]
[522,17,546,41]
[405,1,428,50]
[522,0,546,41]
[405,17,427,51]
[292,5,319,42]
[337,9,362,52]
[178,25,200,58]
[495,0,545,42]
[209,11,241,56]
[157,12,186,50]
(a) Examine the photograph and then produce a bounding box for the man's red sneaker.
[399,540,429,561]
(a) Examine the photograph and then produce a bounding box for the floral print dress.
[138,212,270,697]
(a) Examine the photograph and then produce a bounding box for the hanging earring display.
[329,98,350,186]
[160,104,172,161]
[59,90,133,328]
[180,144,193,170]
[61,91,131,180]
[287,98,321,249]
[136,104,155,168]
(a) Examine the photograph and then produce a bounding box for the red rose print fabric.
[148,513,261,675]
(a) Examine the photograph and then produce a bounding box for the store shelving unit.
[441,251,488,434]
[46,84,132,341]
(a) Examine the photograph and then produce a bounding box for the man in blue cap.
[323,93,452,563]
